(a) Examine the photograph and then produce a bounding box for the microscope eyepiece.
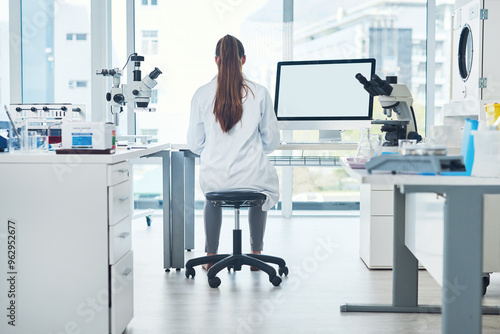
[371,74,393,96]
[149,67,162,80]
[373,74,384,85]
[355,73,369,85]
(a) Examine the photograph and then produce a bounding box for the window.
[140,128,158,142]
[68,80,88,89]
[21,0,91,109]
[142,0,157,6]
[0,1,9,118]
[66,33,88,41]
[151,89,158,104]
[75,33,87,41]
[141,30,158,55]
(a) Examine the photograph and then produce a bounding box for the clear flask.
[355,128,374,161]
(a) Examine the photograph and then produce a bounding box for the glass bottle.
[355,128,374,162]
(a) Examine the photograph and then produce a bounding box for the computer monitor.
[274,58,375,131]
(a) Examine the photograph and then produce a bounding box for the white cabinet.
[0,159,133,334]
[406,193,500,285]
[359,183,394,269]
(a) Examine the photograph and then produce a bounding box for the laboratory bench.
[0,143,169,334]
[340,159,500,334]
[168,142,361,270]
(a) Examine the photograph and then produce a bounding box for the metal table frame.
[341,183,500,334]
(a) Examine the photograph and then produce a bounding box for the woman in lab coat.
[187,35,280,269]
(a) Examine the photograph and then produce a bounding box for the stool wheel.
[185,267,195,278]
[279,266,289,276]
[208,276,221,288]
[270,276,282,286]
[483,274,491,296]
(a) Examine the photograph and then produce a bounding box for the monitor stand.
[318,130,342,142]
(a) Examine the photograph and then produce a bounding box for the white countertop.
[0,143,171,164]
[340,157,500,187]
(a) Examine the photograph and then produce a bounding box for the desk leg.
[392,186,418,307]
[184,152,195,251]
[160,151,172,270]
[442,190,483,334]
[341,186,429,313]
[171,151,186,269]
[146,150,172,271]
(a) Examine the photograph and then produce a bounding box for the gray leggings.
[204,199,267,254]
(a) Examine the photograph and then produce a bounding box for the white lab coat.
[187,75,280,211]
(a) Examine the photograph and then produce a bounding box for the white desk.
[167,143,359,269]
[0,144,169,333]
[340,162,500,334]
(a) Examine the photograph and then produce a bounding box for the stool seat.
[185,191,288,288]
[206,191,266,208]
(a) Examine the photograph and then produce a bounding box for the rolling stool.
[185,191,289,288]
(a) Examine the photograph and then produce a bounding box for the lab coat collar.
[211,73,249,81]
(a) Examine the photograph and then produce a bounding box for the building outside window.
[68,80,88,89]
[0,1,9,120]
[142,0,158,6]
[21,0,91,118]
[151,89,158,104]
[141,30,158,55]
[66,33,87,41]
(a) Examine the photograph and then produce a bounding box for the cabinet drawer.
[108,162,130,187]
[109,216,132,265]
[108,180,131,225]
[370,190,394,216]
[110,251,134,334]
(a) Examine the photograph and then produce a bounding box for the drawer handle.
[122,268,132,277]
[118,196,129,201]
[118,232,130,239]
[117,169,129,173]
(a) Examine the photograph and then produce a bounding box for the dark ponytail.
[213,35,253,133]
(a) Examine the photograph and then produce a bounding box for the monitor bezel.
[274,58,376,122]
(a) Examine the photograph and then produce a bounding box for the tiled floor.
[125,212,500,334]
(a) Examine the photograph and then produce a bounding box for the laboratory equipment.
[471,130,500,177]
[22,118,49,153]
[400,145,447,156]
[274,58,374,132]
[356,74,422,146]
[451,0,500,102]
[8,104,86,151]
[365,155,465,175]
[0,122,7,152]
[485,103,500,129]
[59,122,116,154]
[355,128,374,162]
[96,53,162,126]
[443,1,500,130]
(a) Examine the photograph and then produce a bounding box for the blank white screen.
[276,61,372,118]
